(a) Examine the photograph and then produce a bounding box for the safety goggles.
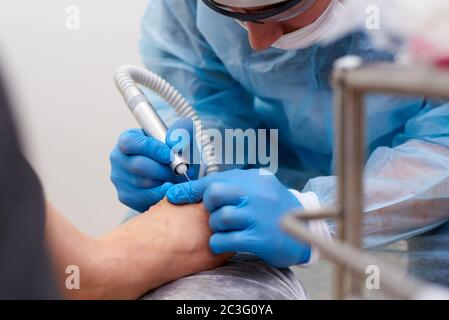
[201,0,317,23]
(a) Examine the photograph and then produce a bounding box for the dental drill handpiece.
[123,87,191,181]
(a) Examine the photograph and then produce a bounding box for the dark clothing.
[0,76,58,299]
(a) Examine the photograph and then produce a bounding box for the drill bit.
[183,172,191,182]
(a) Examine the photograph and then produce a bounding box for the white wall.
[0,0,149,235]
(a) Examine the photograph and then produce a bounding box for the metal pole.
[333,56,365,298]
[339,64,449,99]
[288,209,339,221]
[282,59,449,300]
[333,61,346,299]
[344,88,365,295]
[282,215,448,300]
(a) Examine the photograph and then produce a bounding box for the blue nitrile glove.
[166,169,311,268]
[110,118,200,212]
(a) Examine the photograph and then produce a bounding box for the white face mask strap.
[236,19,249,30]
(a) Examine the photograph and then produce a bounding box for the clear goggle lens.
[202,0,316,22]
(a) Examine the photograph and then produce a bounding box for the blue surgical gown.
[139,0,449,286]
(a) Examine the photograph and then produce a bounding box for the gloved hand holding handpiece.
[110,118,199,212]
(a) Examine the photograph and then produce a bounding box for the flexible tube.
[114,65,220,176]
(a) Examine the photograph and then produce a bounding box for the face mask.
[271,0,343,50]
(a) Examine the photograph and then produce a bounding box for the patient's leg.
[141,253,307,300]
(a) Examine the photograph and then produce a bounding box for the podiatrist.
[109,0,449,270]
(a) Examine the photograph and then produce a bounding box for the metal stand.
[282,56,449,299]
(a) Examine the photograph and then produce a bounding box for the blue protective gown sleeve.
[139,1,260,140]
[303,100,449,248]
